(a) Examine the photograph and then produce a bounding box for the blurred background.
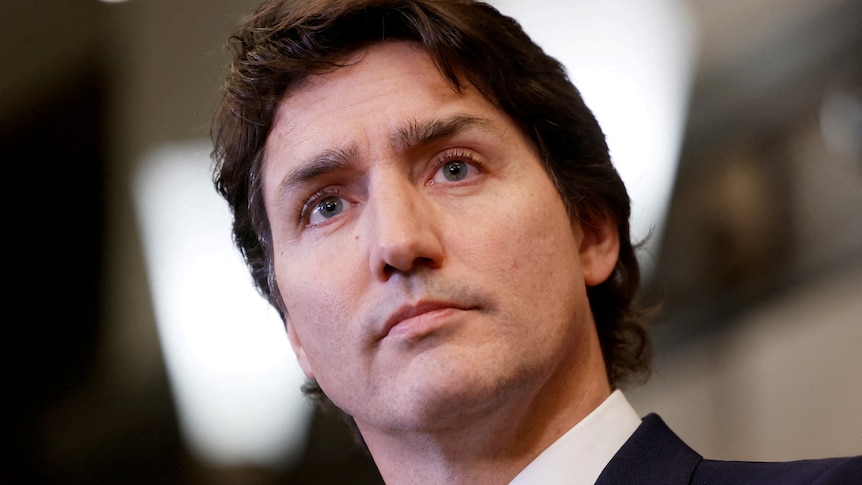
[4,0,860,483]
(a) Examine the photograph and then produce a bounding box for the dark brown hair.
[212,0,651,412]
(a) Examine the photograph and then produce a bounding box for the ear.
[576,209,620,287]
[285,316,316,380]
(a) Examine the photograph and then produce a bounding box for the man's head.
[212,0,650,421]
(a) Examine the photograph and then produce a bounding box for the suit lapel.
[595,414,702,484]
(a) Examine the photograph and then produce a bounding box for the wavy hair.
[211,0,651,416]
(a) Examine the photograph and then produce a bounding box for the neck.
[358,338,612,484]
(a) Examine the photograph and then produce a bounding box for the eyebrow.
[276,146,359,195]
[391,115,501,153]
[276,115,501,196]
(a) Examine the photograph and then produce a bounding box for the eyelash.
[297,186,344,224]
[428,149,483,183]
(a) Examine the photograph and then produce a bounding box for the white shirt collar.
[508,390,641,485]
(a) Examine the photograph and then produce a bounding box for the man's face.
[263,42,617,434]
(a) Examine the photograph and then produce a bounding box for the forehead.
[264,42,501,160]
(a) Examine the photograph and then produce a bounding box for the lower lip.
[386,308,462,340]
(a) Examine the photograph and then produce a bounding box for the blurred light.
[490,0,698,278]
[133,142,311,468]
[820,81,862,160]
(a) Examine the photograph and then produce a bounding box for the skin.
[262,42,620,484]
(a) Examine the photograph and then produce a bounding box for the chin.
[386,365,542,432]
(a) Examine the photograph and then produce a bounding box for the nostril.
[414,256,440,269]
[380,256,439,280]
[382,263,396,278]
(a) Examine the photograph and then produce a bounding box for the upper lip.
[378,300,467,340]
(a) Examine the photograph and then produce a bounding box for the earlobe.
[577,211,620,287]
[286,317,316,379]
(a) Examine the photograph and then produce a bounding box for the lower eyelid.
[308,197,347,225]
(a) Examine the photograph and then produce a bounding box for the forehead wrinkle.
[390,115,503,154]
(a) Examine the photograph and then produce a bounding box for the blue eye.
[441,161,468,181]
[308,195,347,225]
[432,158,478,184]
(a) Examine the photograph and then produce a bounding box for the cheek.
[275,253,361,358]
[458,188,578,276]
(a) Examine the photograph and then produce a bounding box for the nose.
[367,179,445,280]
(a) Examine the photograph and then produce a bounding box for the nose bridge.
[372,178,419,240]
[366,169,443,277]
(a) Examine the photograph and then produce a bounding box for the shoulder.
[695,455,862,485]
[598,414,861,485]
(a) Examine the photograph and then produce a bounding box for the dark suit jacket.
[596,414,862,484]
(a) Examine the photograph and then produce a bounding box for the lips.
[379,300,469,341]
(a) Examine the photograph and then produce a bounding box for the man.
[211,0,861,483]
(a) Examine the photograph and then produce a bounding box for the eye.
[306,194,352,226]
[430,152,481,185]
[440,161,468,181]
